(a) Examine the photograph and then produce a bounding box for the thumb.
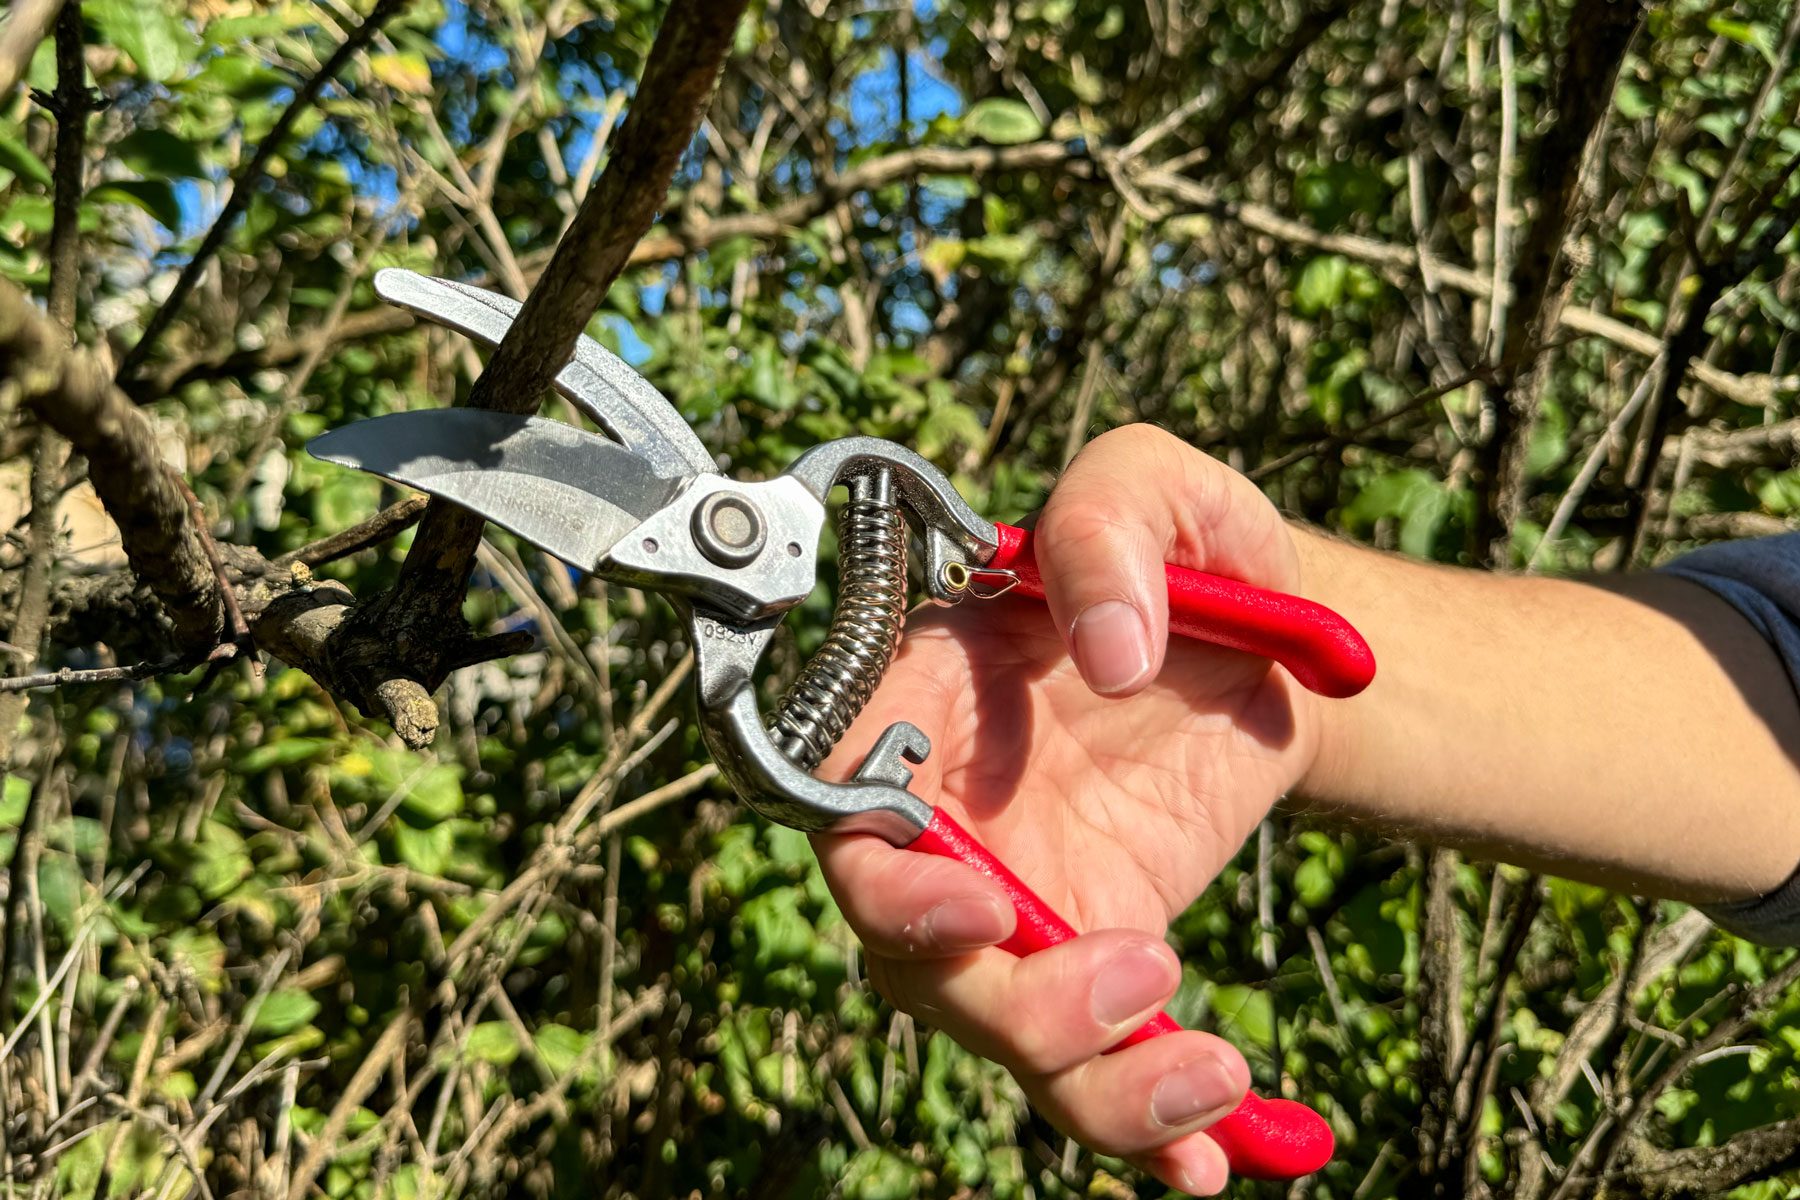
[1033,425,1297,698]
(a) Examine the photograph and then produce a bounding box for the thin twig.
[0,656,205,693]
[273,496,430,569]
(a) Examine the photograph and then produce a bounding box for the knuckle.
[1006,1011,1077,1075]
[1086,423,1175,459]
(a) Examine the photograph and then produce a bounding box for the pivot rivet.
[692,492,766,568]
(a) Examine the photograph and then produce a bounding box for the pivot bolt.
[692,492,766,568]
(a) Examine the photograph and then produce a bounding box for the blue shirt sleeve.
[1659,533,1800,944]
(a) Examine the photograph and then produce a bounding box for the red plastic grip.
[909,808,1334,1182]
[987,523,1375,699]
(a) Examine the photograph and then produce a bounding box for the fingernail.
[1071,600,1152,695]
[1152,1055,1244,1128]
[1089,942,1178,1026]
[1177,1156,1229,1197]
[922,896,1011,951]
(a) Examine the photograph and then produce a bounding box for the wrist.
[1286,524,1364,805]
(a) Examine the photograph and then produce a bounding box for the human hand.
[814,425,1324,1194]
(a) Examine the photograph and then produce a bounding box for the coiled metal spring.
[772,471,908,770]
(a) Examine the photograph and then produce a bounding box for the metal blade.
[307,410,685,570]
[373,269,717,481]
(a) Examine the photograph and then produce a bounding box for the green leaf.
[236,738,333,774]
[392,822,454,877]
[115,129,206,179]
[533,1024,591,1076]
[0,133,51,188]
[465,1022,521,1066]
[964,232,1037,266]
[1211,983,1275,1049]
[961,98,1044,146]
[1294,255,1349,316]
[842,1147,922,1200]
[85,0,192,82]
[1295,855,1335,907]
[400,767,462,823]
[746,341,795,410]
[1343,468,1450,557]
[316,473,380,532]
[4,194,54,234]
[1615,80,1656,121]
[1398,486,1450,559]
[91,181,183,232]
[1707,15,1777,65]
[185,54,288,101]
[0,776,29,827]
[252,989,321,1036]
[38,858,82,933]
[192,824,252,900]
[741,887,814,968]
[203,12,290,44]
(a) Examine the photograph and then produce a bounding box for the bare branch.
[0,4,82,771]
[330,0,750,745]
[1618,1116,1800,1199]
[0,656,202,694]
[0,281,223,647]
[274,495,429,569]
[140,140,1787,419]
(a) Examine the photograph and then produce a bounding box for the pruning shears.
[309,269,1376,1181]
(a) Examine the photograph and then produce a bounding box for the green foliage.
[2,0,1799,1196]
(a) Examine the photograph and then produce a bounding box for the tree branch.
[1477,0,1643,560]
[327,0,750,746]
[0,282,223,648]
[1616,1115,1800,1199]
[274,496,429,569]
[0,656,204,694]
[0,2,81,775]
[0,279,463,743]
[116,0,410,386]
[147,141,1786,420]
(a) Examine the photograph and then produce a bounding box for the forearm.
[1293,527,1800,903]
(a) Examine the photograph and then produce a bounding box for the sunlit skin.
[817,427,1321,1194]
[812,423,1800,1195]
[817,604,1318,1192]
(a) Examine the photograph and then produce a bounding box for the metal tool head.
[373,269,717,481]
[311,271,1010,850]
[307,409,685,571]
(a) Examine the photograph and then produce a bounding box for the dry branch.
[326,0,750,745]
[0,4,82,771]
[140,143,1786,423]
[274,496,429,569]
[0,285,223,649]
[0,280,468,740]
[1478,0,1643,558]
[1616,1116,1800,1199]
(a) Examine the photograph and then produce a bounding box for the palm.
[834,597,1321,937]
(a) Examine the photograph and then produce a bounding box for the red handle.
[909,808,1334,1182]
[987,523,1375,699]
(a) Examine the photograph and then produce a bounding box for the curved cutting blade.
[307,410,685,571]
[373,269,717,481]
